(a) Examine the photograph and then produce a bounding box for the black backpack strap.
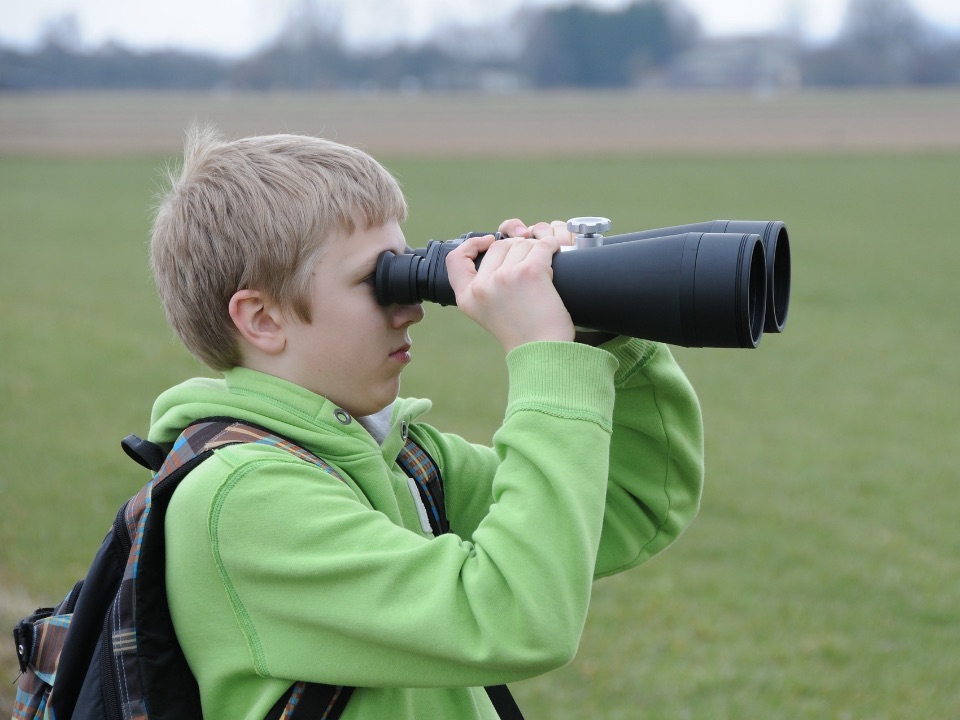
[121,433,167,472]
[485,684,525,720]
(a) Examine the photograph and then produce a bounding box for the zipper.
[101,497,139,719]
[62,579,84,613]
[100,606,123,720]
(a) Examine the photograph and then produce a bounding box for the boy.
[149,124,704,719]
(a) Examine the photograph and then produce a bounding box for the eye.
[361,272,376,287]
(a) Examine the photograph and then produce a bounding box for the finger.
[550,220,575,245]
[487,237,559,276]
[454,233,497,261]
[446,234,496,289]
[528,221,554,239]
[526,236,562,264]
[527,221,573,247]
[476,236,533,274]
[497,218,529,238]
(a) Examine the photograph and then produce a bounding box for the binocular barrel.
[375,225,777,349]
[553,232,766,348]
[602,220,790,333]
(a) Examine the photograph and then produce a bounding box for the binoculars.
[375,217,790,349]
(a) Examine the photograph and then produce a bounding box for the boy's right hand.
[446,232,575,353]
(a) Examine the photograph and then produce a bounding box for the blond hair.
[151,124,407,370]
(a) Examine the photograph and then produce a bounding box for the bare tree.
[839,0,926,83]
[39,14,84,52]
[276,0,343,48]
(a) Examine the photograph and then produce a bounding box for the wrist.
[505,341,618,429]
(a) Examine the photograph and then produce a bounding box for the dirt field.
[2,88,959,157]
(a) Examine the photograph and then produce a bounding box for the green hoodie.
[151,338,703,719]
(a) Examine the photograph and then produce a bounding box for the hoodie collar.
[149,366,431,464]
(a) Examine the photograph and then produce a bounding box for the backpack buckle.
[13,614,42,674]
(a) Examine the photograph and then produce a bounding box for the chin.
[357,392,399,418]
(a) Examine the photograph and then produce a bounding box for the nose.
[390,301,424,328]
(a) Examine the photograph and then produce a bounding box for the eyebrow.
[364,243,411,265]
[353,246,396,281]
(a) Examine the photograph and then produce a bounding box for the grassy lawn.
[2,148,958,717]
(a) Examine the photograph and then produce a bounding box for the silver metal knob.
[567,216,612,250]
[567,217,612,235]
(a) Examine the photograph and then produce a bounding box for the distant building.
[660,35,802,91]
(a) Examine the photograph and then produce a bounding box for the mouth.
[389,343,412,364]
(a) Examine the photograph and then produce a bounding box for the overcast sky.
[3,0,960,56]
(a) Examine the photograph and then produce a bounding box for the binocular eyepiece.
[375,218,791,349]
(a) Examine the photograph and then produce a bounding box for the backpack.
[12,417,522,720]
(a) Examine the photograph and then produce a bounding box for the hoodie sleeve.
[418,338,704,578]
[593,338,704,576]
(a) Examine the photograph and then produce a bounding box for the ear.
[228,289,286,356]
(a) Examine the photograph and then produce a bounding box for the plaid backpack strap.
[94,421,246,720]
[395,437,524,719]
[154,418,345,483]
[170,419,352,720]
[397,438,449,536]
[11,583,79,720]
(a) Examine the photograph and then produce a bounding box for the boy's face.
[281,221,424,418]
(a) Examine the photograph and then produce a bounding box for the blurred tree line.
[802,0,960,85]
[1,0,958,91]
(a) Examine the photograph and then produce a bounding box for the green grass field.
[2,126,959,716]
